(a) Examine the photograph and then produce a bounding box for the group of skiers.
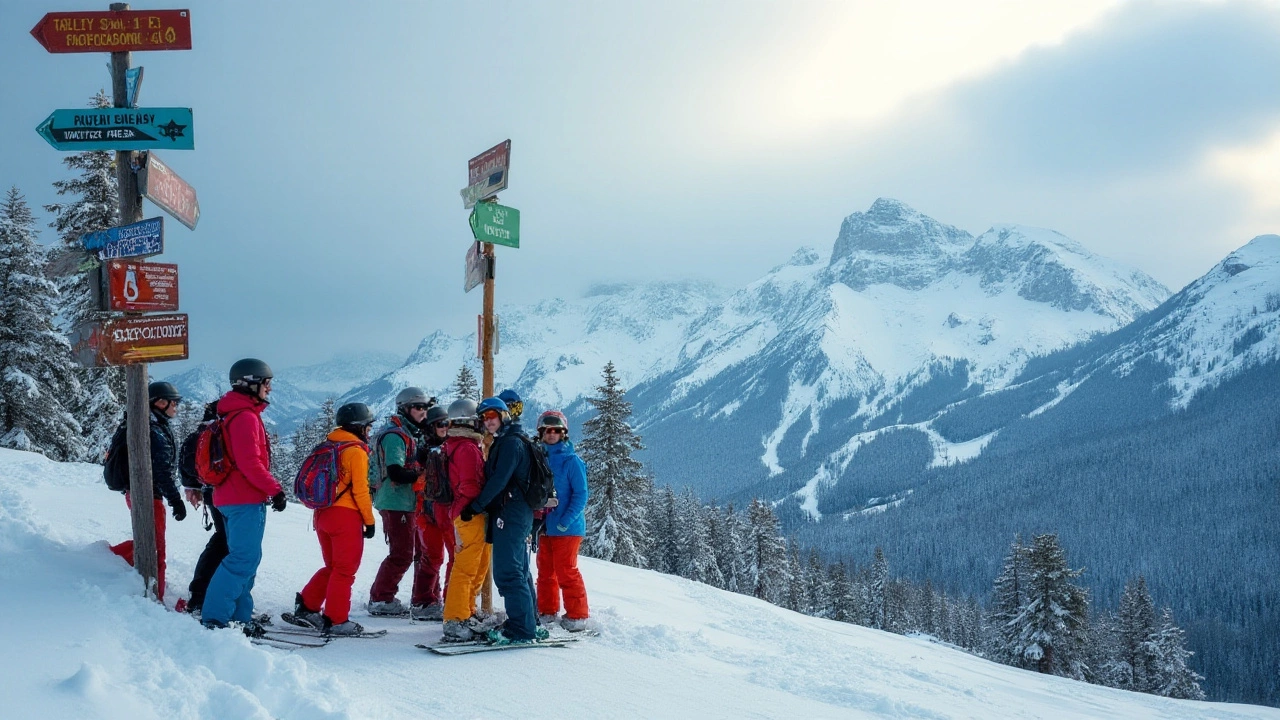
[106,358,591,647]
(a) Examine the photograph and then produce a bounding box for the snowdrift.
[0,448,1274,720]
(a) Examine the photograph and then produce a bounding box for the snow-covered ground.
[3,448,1275,720]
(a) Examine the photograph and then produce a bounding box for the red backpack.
[194,408,251,486]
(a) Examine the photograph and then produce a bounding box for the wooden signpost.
[34,3,196,602]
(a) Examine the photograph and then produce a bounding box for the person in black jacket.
[178,401,224,617]
[108,381,187,602]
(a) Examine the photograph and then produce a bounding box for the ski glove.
[169,499,187,522]
[386,463,418,486]
[460,506,476,522]
[270,492,288,512]
[363,524,376,539]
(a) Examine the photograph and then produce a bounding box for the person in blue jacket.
[464,396,545,645]
[533,410,590,632]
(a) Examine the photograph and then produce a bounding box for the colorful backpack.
[421,444,454,505]
[294,440,362,510]
[194,408,250,486]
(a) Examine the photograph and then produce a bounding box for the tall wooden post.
[479,239,496,613]
[111,2,158,600]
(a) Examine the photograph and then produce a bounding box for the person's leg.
[203,504,265,626]
[368,510,412,603]
[491,503,536,640]
[443,516,487,622]
[536,538,561,616]
[300,509,334,612]
[433,503,456,595]
[187,496,227,610]
[413,516,445,607]
[152,499,167,601]
[555,536,589,620]
[322,508,364,624]
[110,494,135,565]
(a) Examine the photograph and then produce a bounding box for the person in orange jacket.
[290,402,378,636]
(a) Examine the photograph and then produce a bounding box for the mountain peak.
[827,199,974,290]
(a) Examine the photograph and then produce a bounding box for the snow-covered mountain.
[5,447,1277,720]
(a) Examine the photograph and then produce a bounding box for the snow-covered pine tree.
[936,589,953,643]
[646,484,678,574]
[745,498,789,606]
[868,546,889,629]
[278,399,335,490]
[988,536,1031,666]
[1151,607,1205,700]
[706,503,737,592]
[450,364,479,402]
[804,549,831,618]
[828,562,859,624]
[673,488,721,586]
[1113,576,1159,692]
[917,579,938,636]
[45,91,123,461]
[785,540,805,612]
[721,504,752,595]
[884,579,911,634]
[0,187,83,460]
[1011,533,1090,679]
[580,361,650,567]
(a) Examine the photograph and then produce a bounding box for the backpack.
[515,435,558,510]
[194,408,250,486]
[103,425,129,492]
[178,424,205,488]
[293,440,362,510]
[421,444,453,505]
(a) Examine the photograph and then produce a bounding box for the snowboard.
[276,613,388,638]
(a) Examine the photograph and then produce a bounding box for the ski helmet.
[536,410,569,432]
[395,387,434,411]
[425,405,450,426]
[335,402,376,428]
[446,398,478,430]
[476,397,510,426]
[498,389,523,419]
[229,358,272,388]
[148,381,182,402]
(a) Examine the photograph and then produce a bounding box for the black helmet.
[148,381,182,402]
[229,358,273,387]
[335,402,375,428]
[425,405,449,425]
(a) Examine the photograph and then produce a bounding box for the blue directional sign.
[126,67,144,108]
[80,217,164,260]
[36,107,193,151]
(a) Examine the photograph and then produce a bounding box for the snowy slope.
[3,448,1277,720]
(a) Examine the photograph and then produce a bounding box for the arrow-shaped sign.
[36,108,193,151]
[469,202,520,249]
[80,217,164,259]
[30,10,192,54]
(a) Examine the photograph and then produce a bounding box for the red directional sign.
[72,314,189,366]
[30,10,192,54]
[138,152,200,230]
[105,260,178,313]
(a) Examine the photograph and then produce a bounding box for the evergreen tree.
[45,90,123,460]
[868,546,889,629]
[1113,576,1159,692]
[804,549,831,618]
[706,503,737,591]
[989,536,1032,666]
[745,498,789,605]
[884,579,911,634]
[278,399,335,492]
[1011,533,1090,679]
[917,579,938,636]
[673,488,720,586]
[0,187,83,460]
[1151,607,1205,700]
[785,540,806,612]
[450,364,479,402]
[720,504,751,595]
[580,362,650,567]
[828,562,859,624]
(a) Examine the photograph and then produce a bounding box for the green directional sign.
[469,202,520,248]
[36,107,193,151]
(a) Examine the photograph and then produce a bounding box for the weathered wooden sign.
[105,260,179,312]
[30,9,192,53]
[72,313,189,366]
[138,152,200,230]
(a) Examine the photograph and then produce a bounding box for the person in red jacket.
[201,359,286,634]
[290,403,378,636]
[440,399,493,642]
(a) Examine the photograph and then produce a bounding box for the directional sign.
[81,217,163,260]
[465,242,489,293]
[138,153,200,230]
[71,314,189,366]
[30,9,192,53]
[126,67,144,108]
[461,139,510,208]
[469,202,520,248]
[105,260,178,313]
[36,107,193,151]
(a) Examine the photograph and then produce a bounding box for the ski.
[274,614,388,638]
[253,633,328,650]
[417,634,591,656]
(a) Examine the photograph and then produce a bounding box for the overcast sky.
[3,0,1279,372]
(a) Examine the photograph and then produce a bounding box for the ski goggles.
[540,427,566,436]
[480,409,504,422]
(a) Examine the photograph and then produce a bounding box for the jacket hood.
[544,439,577,456]
[446,427,483,443]
[328,427,368,447]
[217,389,266,415]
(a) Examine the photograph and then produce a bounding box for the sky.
[3,0,1280,373]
